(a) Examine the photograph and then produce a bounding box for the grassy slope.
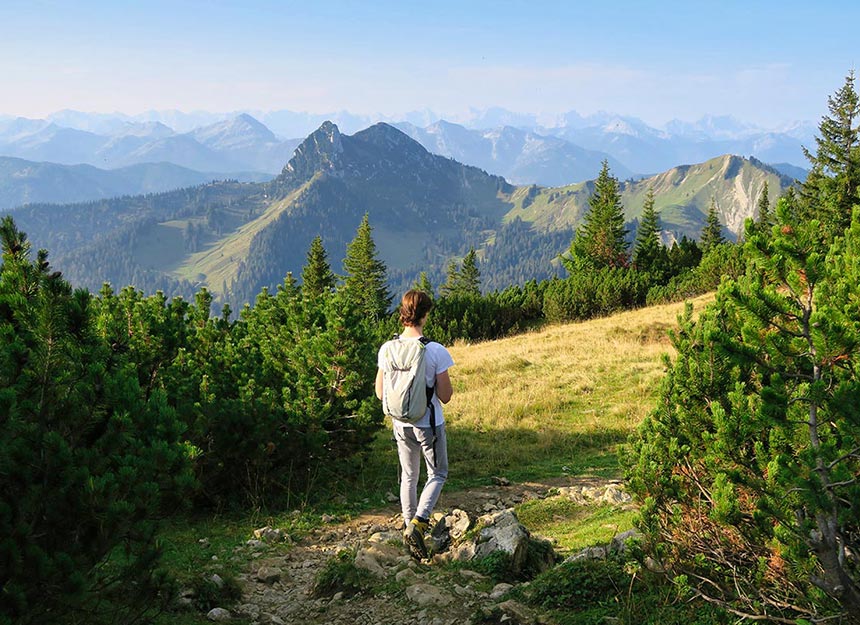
[131,183,308,296]
[503,154,788,238]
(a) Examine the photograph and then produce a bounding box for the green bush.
[0,217,193,625]
[543,268,650,324]
[522,556,630,610]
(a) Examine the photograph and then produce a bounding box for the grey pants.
[395,423,448,525]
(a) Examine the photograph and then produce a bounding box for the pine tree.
[341,213,391,320]
[439,258,461,297]
[301,235,335,299]
[801,71,860,239]
[412,271,434,298]
[700,196,725,253]
[0,217,191,623]
[458,248,481,297]
[632,187,667,277]
[756,180,771,226]
[630,204,860,620]
[439,249,481,298]
[565,160,629,271]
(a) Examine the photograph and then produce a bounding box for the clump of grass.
[186,573,243,612]
[311,549,376,598]
[516,498,637,555]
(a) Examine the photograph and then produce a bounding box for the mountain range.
[0,156,270,211]
[0,114,301,175]
[3,121,795,308]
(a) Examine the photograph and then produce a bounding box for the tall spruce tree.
[801,71,860,239]
[440,249,481,298]
[458,248,481,297]
[301,235,335,299]
[341,213,391,320]
[757,180,771,226]
[632,187,667,277]
[565,160,629,271]
[412,271,434,298]
[700,196,725,253]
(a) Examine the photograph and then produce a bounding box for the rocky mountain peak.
[275,121,344,187]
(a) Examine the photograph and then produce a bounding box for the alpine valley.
[3,122,794,308]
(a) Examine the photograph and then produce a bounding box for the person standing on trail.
[375,289,454,560]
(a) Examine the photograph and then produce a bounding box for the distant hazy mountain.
[545,116,807,174]
[0,156,271,210]
[395,120,633,186]
[3,107,817,179]
[189,114,301,172]
[0,114,300,174]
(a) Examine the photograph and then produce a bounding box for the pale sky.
[1,0,857,127]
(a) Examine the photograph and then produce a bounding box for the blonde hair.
[399,289,433,326]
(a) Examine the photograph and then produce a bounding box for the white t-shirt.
[378,337,454,429]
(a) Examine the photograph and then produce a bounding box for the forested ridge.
[3,120,793,313]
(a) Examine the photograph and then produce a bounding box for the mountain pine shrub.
[0,217,193,625]
[629,204,860,621]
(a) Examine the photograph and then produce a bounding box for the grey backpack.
[380,336,433,423]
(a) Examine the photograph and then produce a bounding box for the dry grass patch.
[441,294,713,484]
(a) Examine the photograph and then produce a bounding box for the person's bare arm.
[435,370,453,404]
[375,369,384,400]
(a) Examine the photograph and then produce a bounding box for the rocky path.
[206,477,631,625]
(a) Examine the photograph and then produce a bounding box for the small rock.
[245,539,264,549]
[198,538,210,548]
[491,476,511,486]
[405,583,453,607]
[256,566,281,584]
[206,607,231,621]
[321,514,336,523]
[490,583,514,600]
[210,573,224,588]
[254,526,288,543]
[610,528,641,554]
[332,591,345,602]
[395,568,419,584]
[497,599,538,624]
[234,604,260,619]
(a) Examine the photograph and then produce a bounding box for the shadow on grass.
[339,423,632,504]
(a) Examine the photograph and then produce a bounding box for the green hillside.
[505,154,793,240]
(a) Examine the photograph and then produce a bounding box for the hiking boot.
[403,518,430,560]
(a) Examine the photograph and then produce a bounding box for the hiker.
[375,289,454,560]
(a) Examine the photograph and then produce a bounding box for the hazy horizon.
[2,0,858,128]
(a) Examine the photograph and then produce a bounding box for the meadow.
[155,292,717,625]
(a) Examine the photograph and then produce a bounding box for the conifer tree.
[301,235,335,299]
[756,180,771,226]
[440,258,461,297]
[341,213,391,320]
[440,249,481,298]
[565,160,629,271]
[631,203,860,620]
[801,70,860,239]
[458,248,481,297]
[413,271,434,298]
[632,187,667,277]
[0,217,190,624]
[700,196,725,253]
